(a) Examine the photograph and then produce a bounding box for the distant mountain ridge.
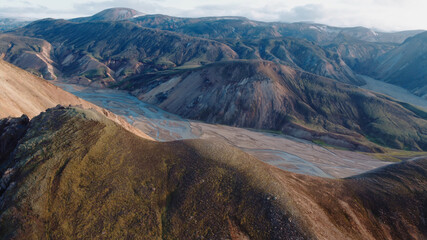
[130,14,424,44]
[0,18,31,32]
[2,8,424,87]
[5,17,363,85]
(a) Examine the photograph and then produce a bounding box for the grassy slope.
[1,107,426,239]
[0,107,308,239]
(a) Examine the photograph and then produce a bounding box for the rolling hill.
[2,9,423,88]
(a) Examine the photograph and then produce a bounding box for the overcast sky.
[1,0,426,31]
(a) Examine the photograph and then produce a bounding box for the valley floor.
[54,81,391,178]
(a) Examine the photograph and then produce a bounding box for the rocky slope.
[0,34,57,80]
[0,106,426,239]
[371,31,427,98]
[0,59,152,140]
[119,60,427,151]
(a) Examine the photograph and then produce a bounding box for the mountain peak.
[71,7,144,22]
[93,8,144,20]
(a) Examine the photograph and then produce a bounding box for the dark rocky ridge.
[0,115,29,165]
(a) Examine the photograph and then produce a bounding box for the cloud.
[0,6,70,19]
[277,4,325,23]
[175,3,325,24]
[72,0,167,16]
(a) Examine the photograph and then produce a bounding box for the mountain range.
[129,13,423,44]
[0,8,427,238]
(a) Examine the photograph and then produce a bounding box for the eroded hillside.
[119,60,427,151]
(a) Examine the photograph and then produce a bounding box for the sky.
[0,0,426,31]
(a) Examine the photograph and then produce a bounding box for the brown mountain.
[119,60,427,151]
[0,106,426,239]
[0,18,31,32]
[0,59,152,139]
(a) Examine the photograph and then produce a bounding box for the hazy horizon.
[1,0,426,32]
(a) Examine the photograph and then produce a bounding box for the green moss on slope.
[0,107,308,239]
[1,107,427,239]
